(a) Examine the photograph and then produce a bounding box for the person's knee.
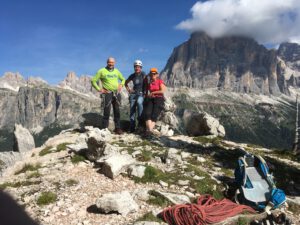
[137,97,144,105]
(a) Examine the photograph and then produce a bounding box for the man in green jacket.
[91,57,125,134]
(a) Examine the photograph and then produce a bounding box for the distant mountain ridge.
[0,71,97,97]
[161,32,300,96]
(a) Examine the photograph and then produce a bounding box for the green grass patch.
[135,212,164,223]
[147,190,172,207]
[39,146,53,156]
[71,154,86,164]
[114,142,129,148]
[133,166,163,183]
[237,217,249,225]
[65,179,79,186]
[193,136,222,145]
[271,149,300,162]
[247,143,263,149]
[0,180,41,190]
[288,201,300,215]
[185,165,224,199]
[265,157,300,195]
[137,150,152,162]
[126,147,135,155]
[56,142,72,152]
[15,163,42,175]
[133,165,180,185]
[27,171,41,179]
[221,168,234,177]
[133,164,224,199]
[37,192,57,206]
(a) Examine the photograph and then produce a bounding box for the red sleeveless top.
[145,78,164,98]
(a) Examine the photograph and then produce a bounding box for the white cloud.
[177,0,300,44]
[138,48,149,53]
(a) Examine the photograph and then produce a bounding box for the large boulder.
[101,153,136,179]
[86,127,112,142]
[159,96,179,130]
[183,110,225,137]
[13,124,35,153]
[86,128,115,161]
[159,112,179,130]
[96,191,138,216]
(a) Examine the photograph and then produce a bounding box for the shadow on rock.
[86,204,101,214]
[80,113,131,132]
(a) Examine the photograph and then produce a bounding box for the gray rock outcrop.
[101,154,136,179]
[153,190,191,205]
[0,151,22,174]
[183,110,225,137]
[86,128,114,161]
[96,191,139,216]
[127,164,146,178]
[13,124,35,153]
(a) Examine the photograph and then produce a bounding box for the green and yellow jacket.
[91,67,125,92]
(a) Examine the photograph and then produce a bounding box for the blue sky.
[0,0,196,84]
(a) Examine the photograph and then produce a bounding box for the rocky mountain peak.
[0,73,49,92]
[58,72,97,96]
[27,76,48,86]
[161,32,300,96]
[2,72,24,81]
[0,72,26,91]
[66,71,78,81]
[278,42,300,63]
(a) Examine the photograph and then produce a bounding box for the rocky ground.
[1,127,300,225]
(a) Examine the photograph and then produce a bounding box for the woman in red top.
[143,68,167,135]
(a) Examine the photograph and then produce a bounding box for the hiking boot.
[136,126,145,133]
[114,128,123,135]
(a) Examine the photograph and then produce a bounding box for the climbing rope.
[160,195,256,225]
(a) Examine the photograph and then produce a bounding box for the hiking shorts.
[143,97,164,122]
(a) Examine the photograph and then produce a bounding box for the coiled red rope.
[160,195,256,225]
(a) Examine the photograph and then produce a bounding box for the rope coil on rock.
[160,195,256,225]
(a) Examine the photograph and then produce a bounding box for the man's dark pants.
[102,92,121,129]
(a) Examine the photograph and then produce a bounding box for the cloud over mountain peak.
[177,0,300,44]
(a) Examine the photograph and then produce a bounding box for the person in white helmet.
[125,60,146,132]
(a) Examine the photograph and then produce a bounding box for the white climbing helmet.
[134,60,143,67]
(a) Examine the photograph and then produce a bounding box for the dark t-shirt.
[126,71,146,94]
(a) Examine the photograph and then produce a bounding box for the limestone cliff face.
[0,89,18,130]
[277,43,300,87]
[161,32,290,95]
[0,87,100,133]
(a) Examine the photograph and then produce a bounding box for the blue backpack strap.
[270,188,286,209]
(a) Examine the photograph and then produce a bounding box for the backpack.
[234,153,286,210]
